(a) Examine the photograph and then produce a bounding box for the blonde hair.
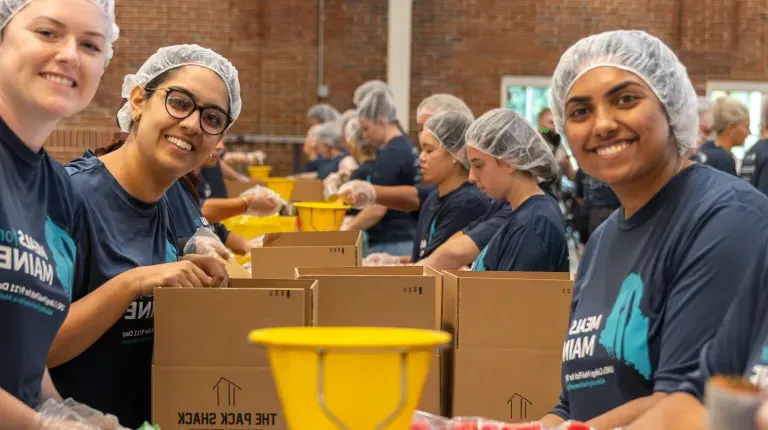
[712,96,749,135]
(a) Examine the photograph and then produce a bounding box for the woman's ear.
[129,86,148,123]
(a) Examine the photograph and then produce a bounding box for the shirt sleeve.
[371,149,403,187]
[425,196,489,259]
[464,213,508,249]
[417,185,436,206]
[213,222,231,244]
[653,203,768,393]
[754,154,768,197]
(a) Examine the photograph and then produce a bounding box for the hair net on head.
[466,108,559,180]
[353,80,393,107]
[307,103,340,123]
[423,111,473,169]
[337,109,357,138]
[698,97,713,114]
[711,96,749,134]
[116,44,241,133]
[417,94,475,121]
[0,0,120,62]
[344,117,376,155]
[357,89,397,123]
[549,30,698,155]
[311,121,343,151]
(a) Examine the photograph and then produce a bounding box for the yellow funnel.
[266,177,296,201]
[220,215,297,239]
[293,202,350,231]
[248,165,272,180]
[249,327,450,430]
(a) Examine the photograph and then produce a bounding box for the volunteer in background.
[540,30,768,430]
[0,0,119,427]
[47,45,241,428]
[573,168,620,240]
[345,89,420,256]
[695,96,749,176]
[697,96,715,148]
[302,103,340,173]
[312,122,347,180]
[465,108,568,272]
[740,98,768,196]
[366,111,490,266]
[540,107,577,182]
[198,156,262,200]
[336,109,360,174]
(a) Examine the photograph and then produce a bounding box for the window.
[500,76,552,125]
[706,81,768,160]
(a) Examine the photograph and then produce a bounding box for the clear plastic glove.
[240,186,285,217]
[247,151,267,166]
[338,155,359,175]
[34,398,128,430]
[244,234,265,252]
[337,180,376,209]
[363,252,402,267]
[183,229,233,261]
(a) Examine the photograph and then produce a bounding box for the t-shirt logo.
[164,239,178,263]
[598,273,652,380]
[44,217,76,300]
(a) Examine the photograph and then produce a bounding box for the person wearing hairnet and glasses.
[363,111,490,266]
[740,98,768,196]
[536,30,768,430]
[463,108,568,273]
[45,45,256,428]
[0,0,124,427]
[344,88,420,256]
[694,96,749,176]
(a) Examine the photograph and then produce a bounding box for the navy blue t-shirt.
[366,135,420,245]
[0,117,76,408]
[463,200,513,250]
[739,139,768,197]
[551,164,768,422]
[574,170,620,211]
[303,155,328,173]
[164,181,229,249]
[472,195,568,272]
[198,161,228,200]
[50,153,178,428]
[412,183,490,262]
[416,184,437,207]
[677,255,768,399]
[350,160,375,182]
[696,145,737,176]
[317,154,345,180]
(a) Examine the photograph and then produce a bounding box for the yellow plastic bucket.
[293,202,350,232]
[249,327,450,430]
[220,215,297,239]
[248,165,272,180]
[266,178,296,201]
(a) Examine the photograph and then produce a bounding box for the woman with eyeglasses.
[47,45,238,428]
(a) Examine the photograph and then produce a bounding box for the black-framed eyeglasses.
[147,87,232,135]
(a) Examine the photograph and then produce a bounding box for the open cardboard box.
[152,279,315,430]
[295,266,445,415]
[224,180,253,198]
[250,231,362,279]
[290,179,325,202]
[442,271,572,422]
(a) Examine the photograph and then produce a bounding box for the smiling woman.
[46,45,240,428]
[538,30,768,430]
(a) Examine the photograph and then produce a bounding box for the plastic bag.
[409,411,594,430]
[34,398,129,430]
[363,252,402,267]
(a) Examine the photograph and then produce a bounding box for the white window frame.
[500,75,552,110]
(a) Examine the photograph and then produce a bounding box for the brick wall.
[49,0,768,173]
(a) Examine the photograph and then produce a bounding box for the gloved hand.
[337,155,359,175]
[363,253,402,267]
[240,186,285,217]
[247,151,267,166]
[323,173,344,196]
[244,234,266,252]
[33,398,128,430]
[183,229,233,261]
[337,180,376,209]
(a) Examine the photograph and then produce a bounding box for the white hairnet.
[357,89,397,123]
[417,94,475,121]
[549,30,698,155]
[307,103,340,123]
[0,0,119,62]
[344,117,376,155]
[353,80,393,107]
[337,109,357,138]
[711,96,749,134]
[423,111,473,169]
[698,97,713,114]
[311,121,343,151]
[116,44,241,133]
[466,108,559,180]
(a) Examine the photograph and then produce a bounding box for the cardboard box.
[153,279,314,430]
[290,179,324,202]
[296,266,445,415]
[224,180,253,198]
[443,271,572,422]
[250,231,362,279]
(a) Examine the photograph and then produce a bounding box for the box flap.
[228,278,316,290]
[443,270,571,280]
[154,287,307,367]
[262,231,362,247]
[455,277,572,350]
[296,266,432,277]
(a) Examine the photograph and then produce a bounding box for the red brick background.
[48,0,768,175]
